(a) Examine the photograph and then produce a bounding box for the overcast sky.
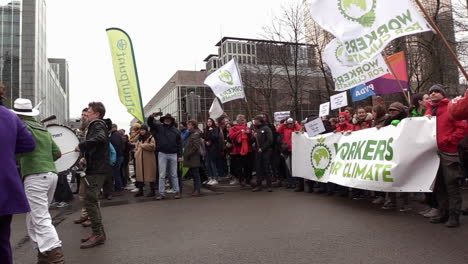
[46,0,289,130]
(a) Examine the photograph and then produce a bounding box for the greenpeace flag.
[323,38,389,91]
[204,58,245,103]
[106,28,145,123]
[308,0,431,65]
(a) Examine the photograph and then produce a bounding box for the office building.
[0,0,69,124]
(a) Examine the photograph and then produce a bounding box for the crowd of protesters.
[1,83,468,263]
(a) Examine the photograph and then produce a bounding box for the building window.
[242,44,246,54]
[228,55,232,61]
[228,42,231,53]
[247,44,251,54]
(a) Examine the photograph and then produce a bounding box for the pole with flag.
[106,28,145,123]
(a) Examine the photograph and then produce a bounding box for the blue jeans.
[191,168,201,192]
[205,156,218,179]
[158,153,180,196]
[112,157,124,192]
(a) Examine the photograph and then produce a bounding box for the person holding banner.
[425,85,468,228]
[334,112,353,133]
[277,118,302,189]
[352,107,373,131]
[229,115,253,187]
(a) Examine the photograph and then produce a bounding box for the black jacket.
[79,119,112,174]
[110,130,123,157]
[255,124,273,152]
[203,127,222,158]
[147,115,182,157]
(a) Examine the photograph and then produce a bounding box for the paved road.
[12,187,468,264]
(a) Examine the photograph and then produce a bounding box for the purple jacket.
[0,105,35,216]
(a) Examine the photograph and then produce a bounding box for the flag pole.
[382,51,411,106]
[234,57,252,119]
[414,0,468,81]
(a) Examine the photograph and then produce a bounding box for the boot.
[81,219,92,227]
[134,187,144,197]
[174,193,181,199]
[45,247,65,264]
[80,233,106,249]
[445,210,461,228]
[191,190,200,197]
[37,250,48,264]
[146,182,156,197]
[73,216,88,224]
[430,210,449,224]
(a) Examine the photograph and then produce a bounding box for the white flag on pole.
[209,98,224,119]
[204,58,245,103]
[308,0,431,65]
[323,39,389,91]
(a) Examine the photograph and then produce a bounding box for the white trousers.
[24,172,62,253]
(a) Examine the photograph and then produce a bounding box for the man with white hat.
[13,98,65,263]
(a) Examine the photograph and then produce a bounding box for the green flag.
[106,28,145,123]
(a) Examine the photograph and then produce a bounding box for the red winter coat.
[353,120,373,131]
[277,122,302,152]
[425,98,468,153]
[448,90,468,121]
[229,125,252,155]
[335,122,354,132]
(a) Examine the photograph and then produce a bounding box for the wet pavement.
[11,184,468,264]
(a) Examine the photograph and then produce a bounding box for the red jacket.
[277,122,302,152]
[353,120,373,131]
[336,122,354,132]
[425,98,468,153]
[449,90,468,121]
[229,125,252,155]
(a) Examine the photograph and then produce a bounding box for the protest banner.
[308,0,431,65]
[274,111,291,122]
[305,118,327,138]
[204,58,245,103]
[292,117,439,192]
[330,92,348,110]
[319,102,330,117]
[323,39,389,91]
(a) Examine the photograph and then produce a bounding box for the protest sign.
[274,111,291,122]
[305,118,327,138]
[319,102,330,117]
[330,92,348,110]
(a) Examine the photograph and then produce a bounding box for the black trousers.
[256,150,272,187]
[232,153,253,184]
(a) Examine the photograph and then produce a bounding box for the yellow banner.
[106,28,145,123]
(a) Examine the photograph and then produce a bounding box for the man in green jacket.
[13,98,65,264]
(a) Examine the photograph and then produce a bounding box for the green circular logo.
[219,70,234,85]
[338,0,377,27]
[310,140,332,179]
[117,39,128,50]
[335,42,353,67]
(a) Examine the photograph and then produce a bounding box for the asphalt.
[11,184,468,264]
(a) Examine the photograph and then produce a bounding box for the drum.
[46,124,80,173]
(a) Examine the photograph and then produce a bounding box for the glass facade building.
[0,0,21,108]
[0,0,69,124]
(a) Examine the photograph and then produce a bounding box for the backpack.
[109,143,117,165]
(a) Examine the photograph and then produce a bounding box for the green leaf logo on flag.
[338,0,377,27]
[310,138,332,179]
[219,70,234,86]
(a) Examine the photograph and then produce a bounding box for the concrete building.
[0,0,69,124]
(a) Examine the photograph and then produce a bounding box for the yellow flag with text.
[106,28,145,123]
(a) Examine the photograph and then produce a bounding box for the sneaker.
[203,180,209,185]
[419,208,432,216]
[166,188,176,194]
[423,208,440,218]
[56,202,69,208]
[49,202,60,208]
[372,197,385,204]
[229,179,238,185]
[382,203,396,210]
[207,179,214,185]
[130,188,140,193]
[399,206,412,212]
[211,179,218,185]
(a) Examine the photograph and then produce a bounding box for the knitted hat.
[428,84,446,97]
